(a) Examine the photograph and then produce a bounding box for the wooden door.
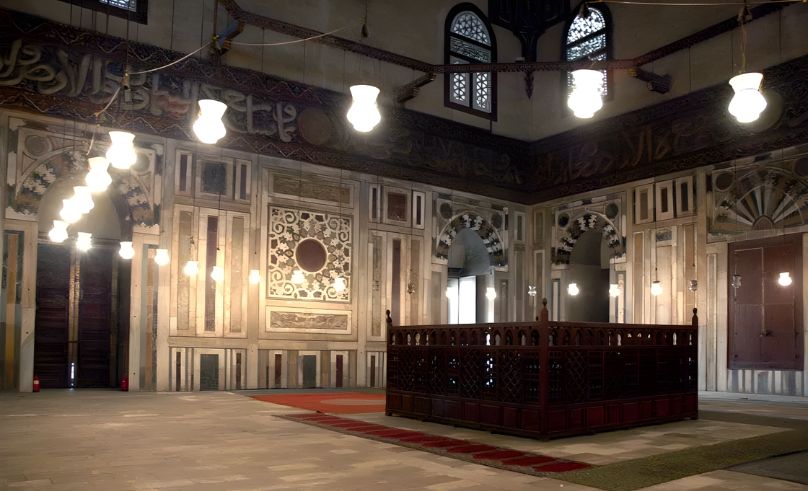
[200,354,219,390]
[77,247,115,387]
[335,354,343,388]
[274,354,282,388]
[729,234,803,369]
[34,244,71,388]
[35,243,119,388]
[301,355,316,388]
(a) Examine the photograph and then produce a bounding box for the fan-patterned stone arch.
[435,211,506,267]
[552,211,624,264]
[717,165,808,231]
[12,150,156,227]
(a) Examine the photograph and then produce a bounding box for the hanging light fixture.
[485,287,497,301]
[106,131,137,170]
[567,282,580,296]
[333,276,347,293]
[210,265,225,283]
[651,280,663,296]
[72,186,94,215]
[346,84,381,132]
[60,198,82,224]
[192,99,228,144]
[609,283,620,297]
[48,220,69,243]
[86,156,112,193]
[249,269,261,285]
[527,285,537,297]
[183,260,199,277]
[777,272,792,287]
[291,269,306,285]
[182,236,199,277]
[567,69,603,119]
[119,241,135,260]
[728,72,767,123]
[727,5,766,124]
[76,232,93,252]
[154,248,170,266]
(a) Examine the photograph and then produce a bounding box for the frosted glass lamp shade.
[183,260,199,277]
[249,269,261,284]
[485,287,497,300]
[76,232,92,252]
[154,248,170,266]
[778,272,792,287]
[728,72,767,123]
[651,280,663,296]
[210,265,225,283]
[332,276,347,292]
[567,69,603,119]
[86,157,112,193]
[60,198,82,224]
[609,283,620,297]
[72,186,94,214]
[346,85,381,132]
[291,269,306,285]
[48,220,69,243]
[118,241,135,260]
[567,282,580,296]
[106,131,137,170]
[192,99,227,144]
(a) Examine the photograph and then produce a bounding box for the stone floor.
[0,390,805,490]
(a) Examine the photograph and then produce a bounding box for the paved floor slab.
[1,390,805,491]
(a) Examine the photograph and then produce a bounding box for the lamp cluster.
[48,85,379,291]
[567,69,767,124]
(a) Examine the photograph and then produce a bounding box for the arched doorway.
[565,230,612,322]
[33,173,130,388]
[446,228,492,324]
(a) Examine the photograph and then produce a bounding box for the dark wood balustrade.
[385,300,698,439]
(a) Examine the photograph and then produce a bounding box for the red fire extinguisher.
[33,375,40,393]
[120,376,129,392]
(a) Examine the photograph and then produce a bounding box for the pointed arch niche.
[552,211,624,323]
[2,115,161,392]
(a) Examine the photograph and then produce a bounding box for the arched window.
[445,4,497,119]
[564,4,611,97]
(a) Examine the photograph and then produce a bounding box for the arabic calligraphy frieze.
[530,53,808,202]
[0,38,301,143]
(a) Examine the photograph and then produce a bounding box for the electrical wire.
[229,24,359,47]
[128,42,211,75]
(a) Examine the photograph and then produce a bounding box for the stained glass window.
[60,0,147,23]
[100,0,137,10]
[565,6,610,96]
[445,5,495,118]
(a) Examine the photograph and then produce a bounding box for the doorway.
[301,355,317,388]
[34,242,126,388]
[446,228,492,324]
[565,230,611,322]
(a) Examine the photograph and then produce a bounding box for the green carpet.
[555,411,808,491]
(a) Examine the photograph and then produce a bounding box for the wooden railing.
[386,300,698,439]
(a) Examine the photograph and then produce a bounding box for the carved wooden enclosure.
[386,304,698,439]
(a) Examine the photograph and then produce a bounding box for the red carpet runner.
[281,412,592,476]
[252,392,386,414]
